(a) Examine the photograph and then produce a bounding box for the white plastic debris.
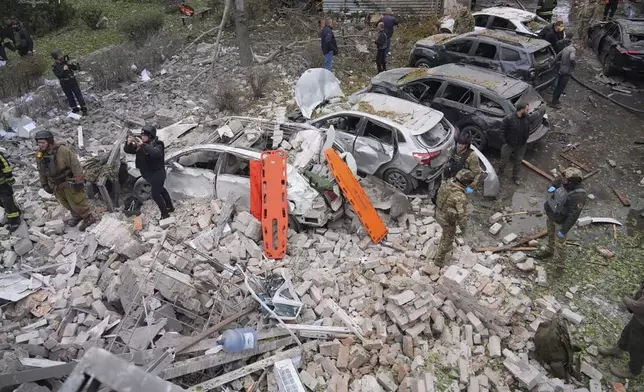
[140,69,151,82]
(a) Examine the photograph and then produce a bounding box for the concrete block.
[489,222,503,235]
[589,380,601,392]
[489,335,501,358]
[561,308,584,325]
[581,361,602,381]
[14,238,33,256]
[387,290,416,306]
[376,371,398,392]
[489,212,503,223]
[503,357,541,390]
[3,250,18,267]
[91,300,108,318]
[299,370,318,390]
[443,265,470,285]
[509,251,527,264]
[473,263,493,277]
[467,312,484,332]
[459,358,469,384]
[15,331,39,343]
[502,233,518,244]
[159,217,176,229]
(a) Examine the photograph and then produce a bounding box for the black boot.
[72,107,80,113]
[81,106,88,115]
[167,205,175,213]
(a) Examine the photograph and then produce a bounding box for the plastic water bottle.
[218,328,258,353]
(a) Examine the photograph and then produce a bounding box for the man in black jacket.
[0,19,15,62]
[11,21,33,57]
[320,19,338,71]
[539,21,565,51]
[498,103,530,185]
[51,49,87,115]
[375,22,388,73]
[124,125,174,220]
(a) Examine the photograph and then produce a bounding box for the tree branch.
[181,26,221,54]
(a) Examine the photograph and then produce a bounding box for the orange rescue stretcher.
[260,150,288,259]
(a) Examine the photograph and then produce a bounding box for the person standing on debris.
[378,8,398,59]
[603,0,620,20]
[124,125,174,220]
[536,0,557,22]
[535,167,586,275]
[0,19,16,62]
[498,102,530,186]
[320,19,338,71]
[51,49,87,115]
[550,34,575,109]
[35,130,96,231]
[598,281,644,378]
[0,152,22,232]
[375,22,388,73]
[539,20,565,51]
[432,169,475,266]
[11,20,33,57]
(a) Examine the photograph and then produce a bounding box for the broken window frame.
[441,83,475,107]
[474,41,499,60]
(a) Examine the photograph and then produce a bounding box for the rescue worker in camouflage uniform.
[535,167,586,275]
[0,152,22,232]
[433,132,481,204]
[432,169,475,266]
[598,282,644,378]
[534,316,581,381]
[35,130,96,231]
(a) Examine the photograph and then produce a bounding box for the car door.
[310,114,365,156]
[214,152,253,210]
[590,22,612,53]
[430,82,477,128]
[443,38,475,64]
[598,22,621,58]
[164,149,219,200]
[352,119,396,175]
[470,40,501,71]
[499,45,525,78]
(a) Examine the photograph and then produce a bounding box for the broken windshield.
[416,119,448,147]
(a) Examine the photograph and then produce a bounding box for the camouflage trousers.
[546,217,567,266]
[55,185,90,220]
[433,218,456,265]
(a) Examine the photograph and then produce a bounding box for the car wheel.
[415,59,433,68]
[383,168,414,194]
[602,51,616,76]
[133,177,151,201]
[461,125,487,150]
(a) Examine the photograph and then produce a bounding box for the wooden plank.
[187,347,305,391]
[521,160,554,182]
[474,231,547,253]
[610,187,631,207]
[160,336,295,380]
[559,153,590,172]
[583,169,601,180]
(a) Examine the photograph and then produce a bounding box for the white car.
[441,7,549,37]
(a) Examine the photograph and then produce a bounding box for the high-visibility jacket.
[0,152,15,187]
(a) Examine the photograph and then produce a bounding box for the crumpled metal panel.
[352,137,394,175]
[295,68,344,119]
[472,146,500,197]
[165,167,215,200]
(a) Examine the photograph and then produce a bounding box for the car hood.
[370,68,417,88]
[295,68,344,119]
[415,33,456,48]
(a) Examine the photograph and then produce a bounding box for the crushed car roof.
[348,93,444,136]
[474,6,540,22]
[416,30,550,51]
[375,65,528,97]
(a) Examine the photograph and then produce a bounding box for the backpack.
[546,187,586,220]
[534,317,580,381]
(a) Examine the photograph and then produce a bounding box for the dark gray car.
[409,30,557,90]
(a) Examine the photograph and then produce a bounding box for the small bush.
[78,2,105,30]
[85,46,133,91]
[133,33,182,70]
[213,81,240,113]
[0,0,76,36]
[0,56,47,100]
[120,10,165,45]
[246,67,272,99]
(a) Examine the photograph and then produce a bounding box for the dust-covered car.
[361,64,550,151]
[409,30,556,90]
[588,18,644,76]
[441,7,549,37]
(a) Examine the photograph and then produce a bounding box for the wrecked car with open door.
[588,18,644,76]
[290,68,456,194]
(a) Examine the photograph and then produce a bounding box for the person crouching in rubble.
[431,169,475,267]
[51,49,87,115]
[124,125,174,220]
[35,130,96,231]
[0,152,22,232]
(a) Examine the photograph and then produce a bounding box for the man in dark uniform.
[11,20,33,57]
[536,0,557,22]
[51,49,87,115]
[35,130,96,231]
[498,102,530,185]
[378,8,398,59]
[535,167,587,276]
[375,22,388,73]
[599,282,644,378]
[0,152,22,232]
[0,19,16,62]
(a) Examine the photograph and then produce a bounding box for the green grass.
[527,233,644,389]
[3,0,214,75]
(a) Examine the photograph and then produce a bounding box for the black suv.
[360,64,549,150]
[409,30,556,90]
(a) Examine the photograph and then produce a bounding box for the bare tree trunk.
[234,0,253,67]
[212,0,231,61]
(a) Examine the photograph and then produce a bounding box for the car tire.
[133,177,152,202]
[415,59,433,68]
[383,168,414,194]
[461,125,487,150]
[601,51,616,76]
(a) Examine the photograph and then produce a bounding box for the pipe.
[570,74,644,115]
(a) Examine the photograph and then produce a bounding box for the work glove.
[548,186,556,193]
[43,185,53,194]
[465,186,474,194]
[557,231,565,239]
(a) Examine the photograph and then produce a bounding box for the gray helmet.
[141,124,157,139]
[34,130,54,142]
[51,49,61,60]
[455,169,475,186]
